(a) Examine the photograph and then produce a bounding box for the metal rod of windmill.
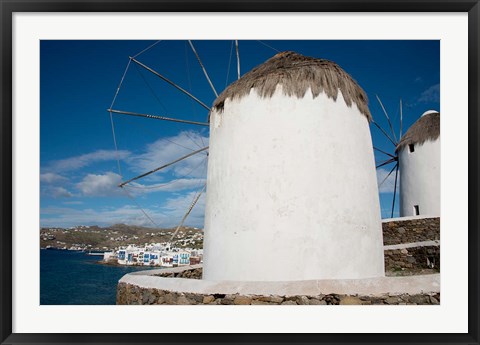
[188,40,219,97]
[109,40,218,230]
[118,146,209,187]
[129,56,211,111]
[108,109,209,127]
[376,95,398,144]
[170,183,207,242]
[372,95,405,219]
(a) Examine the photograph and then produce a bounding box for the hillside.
[40,224,204,251]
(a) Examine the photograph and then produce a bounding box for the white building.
[398,110,440,217]
[115,244,192,267]
[203,51,384,281]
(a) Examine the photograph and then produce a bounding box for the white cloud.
[160,189,206,226]
[40,196,205,228]
[376,166,400,194]
[127,178,206,193]
[40,172,68,184]
[41,205,161,228]
[46,149,130,172]
[76,172,124,197]
[75,170,206,197]
[418,83,440,103]
[43,186,74,198]
[126,131,209,180]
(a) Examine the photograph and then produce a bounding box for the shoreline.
[95,260,167,269]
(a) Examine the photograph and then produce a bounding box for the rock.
[157,296,165,304]
[400,248,408,254]
[308,298,327,305]
[141,292,149,304]
[370,299,385,305]
[339,296,362,305]
[409,295,429,305]
[234,296,252,305]
[176,296,191,305]
[296,296,310,305]
[193,294,204,303]
[397,227,406,234]
[281,300,297,305]
[324,295,339,305]
[385,297,401,305]
[406,256,416,263]
[258,295,284,303]
[164,293,176,305]
[429,296,440,305]
[251,300,270,305]
[221,298,234,305]
[269,296,284,304]
[203,295,215,304]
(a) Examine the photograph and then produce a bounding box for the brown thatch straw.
[212,51,371,120]
[397,112,440,151]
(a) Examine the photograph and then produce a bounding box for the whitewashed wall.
[203,87,384,281]
[399,139,440,217]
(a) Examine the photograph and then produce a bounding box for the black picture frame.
[1,1,478,344]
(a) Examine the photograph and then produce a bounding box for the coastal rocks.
[116,283,441,306]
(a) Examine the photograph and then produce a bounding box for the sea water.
[40,249,159,305]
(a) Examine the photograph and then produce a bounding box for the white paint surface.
[120,268,440,296]
[399,138,440,217]
[203,87,384,281]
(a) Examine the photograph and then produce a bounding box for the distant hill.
[40,224,203,251]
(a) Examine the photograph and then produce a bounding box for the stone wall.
[116,217,441,306]
[117,282,440,305]
[384,246,440,273]
[382,217,440,245]
[155,268,202,279]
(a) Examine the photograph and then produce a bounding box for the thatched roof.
[397,111,440,151]
[211,51,371,120]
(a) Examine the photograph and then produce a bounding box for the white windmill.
[397,110,440,217]
[204,51,384,281]
[371,97,440,218]
[109,42,386,281]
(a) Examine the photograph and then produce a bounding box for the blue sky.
[40,40,440,228]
